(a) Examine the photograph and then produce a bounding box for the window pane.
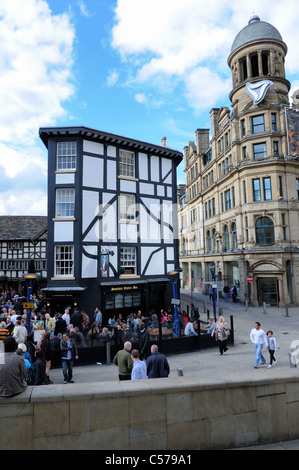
[119,150,135,177]
[55,245,74,276]
[252,115,265,133]
[119,194,135,220]
[263,178,272,200]
[253,143,267,159]
[120,247,136,274]
[56,188,75,217]
[255,217,275,245]
[57,142,77,170]
[253,179,261,201]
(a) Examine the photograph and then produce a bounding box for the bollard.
[245,300,248,311]
[285,304,289,317]
[263,302,267,314]
[177,366,183,376]
[106,341,111,365]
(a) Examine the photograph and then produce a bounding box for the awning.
[41,287,87,292]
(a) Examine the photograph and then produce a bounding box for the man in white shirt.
[250,322,268,369]
[62,308,70,330]
[184,318,197,336]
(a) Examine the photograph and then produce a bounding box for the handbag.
[224,327,230,338]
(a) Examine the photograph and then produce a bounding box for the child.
[266,330,279,368]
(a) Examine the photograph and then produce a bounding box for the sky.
[0,0,299,216]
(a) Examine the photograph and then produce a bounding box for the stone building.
[179,16,299,307]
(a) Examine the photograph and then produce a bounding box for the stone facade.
[179,16,299,307]
[1,374,299,450]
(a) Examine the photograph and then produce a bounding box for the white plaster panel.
[166,247,174,261]
[102,200,117,242]
[167,186,173,198]
[83,155,103,189]
[120,179,136,193]
[161,200,174,243]
[157,185,165,197]
[138,153,148,180]
[141,247,164,275]
[107,160,116,191]
[81,246,98,278]
[150,155,160,182]
[54,221,74,242]
[139,205,160,243]
[55,173,75,185]
[82,190,99,235]
[83,140,104,155]
[107,146,116,158]
[119,223,138,243]
[139,182,154,195]
[161,158,172,183]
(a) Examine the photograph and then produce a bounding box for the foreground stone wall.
[1,373,299,450]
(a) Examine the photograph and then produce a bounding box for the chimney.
[161,137,166,147]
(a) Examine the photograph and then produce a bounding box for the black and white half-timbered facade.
[39,127,183,320]
[0,216,47,291]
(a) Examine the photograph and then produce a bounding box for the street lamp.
[209,265,221,321]
[168,267,182,338]
[23,261,38,334]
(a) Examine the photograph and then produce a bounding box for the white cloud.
[77,0,91,18]
[135,93,147,104]
[0,0,75,214]
[107,70,119,87]
[111,0,299,113]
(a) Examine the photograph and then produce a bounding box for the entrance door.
[258,277,278,306]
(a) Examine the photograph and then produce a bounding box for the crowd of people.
[0,286,280,397]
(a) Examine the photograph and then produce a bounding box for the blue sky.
[0,0,298,215]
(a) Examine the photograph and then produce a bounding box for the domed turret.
[231,15,283,54]
[228,16,290,108]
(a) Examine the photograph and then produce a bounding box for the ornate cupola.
[228,15,290,112]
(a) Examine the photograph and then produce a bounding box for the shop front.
[100,278,171,324]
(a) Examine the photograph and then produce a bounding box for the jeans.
[254,343,266,367]
[62,358,73,381]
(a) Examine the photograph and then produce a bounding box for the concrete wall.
[1,374,299,450]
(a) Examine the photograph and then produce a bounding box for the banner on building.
[286,108,299,156]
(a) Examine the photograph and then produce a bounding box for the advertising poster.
[100,254,108,277]
[286,108,299,156]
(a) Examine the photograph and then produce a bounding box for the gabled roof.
[0,216,47,241]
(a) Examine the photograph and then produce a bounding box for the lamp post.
[209,265,221,321]
[23,263,38,334]
[168,267,182,338]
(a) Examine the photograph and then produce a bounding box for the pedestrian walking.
[211,316,230,355]
[60,332,79,383]
[250,322,268,369]
[223,285,229,302]
[266,330,279,368]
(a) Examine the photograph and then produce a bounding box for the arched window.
[224,225,230,251]
[212,229,216,252]
[232,222,238,249]
[207,230,212,253]
[255,217,275,245]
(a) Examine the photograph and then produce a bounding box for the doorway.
[257,277,278,306]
